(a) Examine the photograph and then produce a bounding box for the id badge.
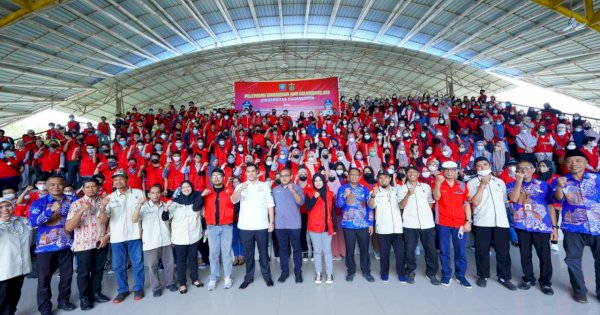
[523,203,532,211]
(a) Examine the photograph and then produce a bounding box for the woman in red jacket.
[305,174,336,285]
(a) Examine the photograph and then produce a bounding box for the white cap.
[441,161,458,169]
[0,197,12,205]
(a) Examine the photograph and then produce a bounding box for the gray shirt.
[272,184,305,229]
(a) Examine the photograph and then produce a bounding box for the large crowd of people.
[1,90,600,315]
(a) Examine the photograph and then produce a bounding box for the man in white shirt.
[398,165,440,285]
[101,169,146,303]
[468,157,516,290]
[132,184,176,298]
[231,163,275,289]
[367,170,405,283]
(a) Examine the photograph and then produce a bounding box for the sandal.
[179,285,187,294]
[192,281,204,288]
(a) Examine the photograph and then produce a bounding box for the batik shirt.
[551,173,600,236]
[507,179,553,233]
[336,183,373,229]
[29,194,77,253]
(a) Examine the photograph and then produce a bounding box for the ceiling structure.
[0,0,599,126]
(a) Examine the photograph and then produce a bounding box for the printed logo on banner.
[289,83,295,91]
[278,83,287,91]
[242,100,252,109]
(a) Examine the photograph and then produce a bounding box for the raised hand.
[407,187,415,196]
[557,176,567,188]
[102,196,110,207]
[50,201,61,212]
[343,188,351,198]
[201,189,211,197]
[515,171,525,182]
[314,191,320,198]
[435,174,445,185]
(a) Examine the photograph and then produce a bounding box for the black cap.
[111,169,128,178]
[377,170,391,178]
[211,168,225,176]
[564,149,588,161]
[406,165,419,172]
[507,159,518,166]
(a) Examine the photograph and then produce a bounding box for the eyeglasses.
[517,166,535,172]
[211,174,223,178]
[280,174,291,177]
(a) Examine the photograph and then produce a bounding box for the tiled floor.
[15,243,600,315]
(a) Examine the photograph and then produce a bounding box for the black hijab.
[537,160,555,182]
[173,180,204,211]
[312,173,327,201]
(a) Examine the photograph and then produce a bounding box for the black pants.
[563,231,600,296]
[36,249,73,313]
[240,229,272,282]
[377,233,405,277]
[275,229,302,275]
[403,227,438,277]
[300,214,311,253]
[0,275,25,315]
[343,228,370,275]
[65,161,80,188]
[198,239,209,264]
[75,247,108,301]
[174,242,200,286]
[516,229,552,286]
[474,226,512,280]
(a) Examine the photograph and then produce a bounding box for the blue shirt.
[507,179,553,233]
[551,173,600,236]
[29,194,77,254]
[336,183,373,229]
[272,184,305,229]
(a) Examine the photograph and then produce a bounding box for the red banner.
[234,77,339,116]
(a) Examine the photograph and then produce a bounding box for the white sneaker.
[325,274,333,284]
[207,280,217,291]
[374,252,380,260]
[223,278,233,289]
[551,243,560,252]
[315,272,322,284]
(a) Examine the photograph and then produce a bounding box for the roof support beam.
[214,0,242,41]
[530,0,600,32]
[0,60,101,79]
[350,0,375,38]
[0,87,65,101]
[181,0,222,47]
[108,0,185,55]
[0,0,59,30]
[303,0,311,37]
[374,0,412,42]
[420,0,486,51]
[278,0,284,38]
[551,76,600,88]
[532,69,600,79]
[61,5,160,62]
[247,0,263,39]
[397,0,452,47]
[326,0,341,38]
[0,64,94,88]
[145,0,203,50]
[82,0,181,57]
[0,82,91,89]
[442,1,531,58]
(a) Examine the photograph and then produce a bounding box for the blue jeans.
[207,224,234,281]
[232,222,244,256]
[111,240,144,293]
[436,225,467,280]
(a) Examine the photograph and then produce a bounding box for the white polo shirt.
[467,176,509,228]
[138,201,172,251]
[398,182,436,229]
[105,188,144,243]
[236,180,275,231]
[372,186,403,234]
[165,202,202,245]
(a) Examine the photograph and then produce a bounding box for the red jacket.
[306,188,335,235]
[204,187,235,225]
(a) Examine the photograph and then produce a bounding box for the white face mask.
[36,184,46,191]
[3,193,15,200]
[336,170,344,176]
[337,155,344,160]
[421,171,431,178]
[567,144,577,150]
[477,169,492,177]
[172,156,180,162]
[476,146,484,151]
[427,165,437,172]
[442,151,451,158]
[425,149,433,155]
[509,166,516,173]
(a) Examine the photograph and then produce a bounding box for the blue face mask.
[108,161,117,167]
[119,140,127,146]
[8,151,15,157]
[1,143,9,149]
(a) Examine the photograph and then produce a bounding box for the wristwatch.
[466,219,473,223]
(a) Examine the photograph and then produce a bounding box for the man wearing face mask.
[96,156,119,193]
[580,137,600,172]
[145,153,167,194]
[468,157,516,290]
[35,141,63,179]
[79,145,98,184]
[534,126,555,163]
[163,152,190,198]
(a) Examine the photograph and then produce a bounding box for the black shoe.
[93,293,111,303]
[518,281,533,290]
[425,275,441,286]
[541,285,554,296]
[166,284,178,292]
[346,273,354,282]
[133,290,144,301]
[112,292,129,304]
[265,279,274,287]
[277,274,289,283]
[239,280,253,289]
[498,278,517,291]
[57,302,76,311]
[476,278,487,288]
[153,289,162,297]
[362,272,375,282]
[295,273,303,283]
[80,299,94,311]
[573,292,588,303]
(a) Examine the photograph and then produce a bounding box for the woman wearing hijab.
[490,141,509,175]
[360,166,377,189]
[162,181,204,294]
[0,197,32,315]
[534,160,560,252]
[305,174,336,284]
